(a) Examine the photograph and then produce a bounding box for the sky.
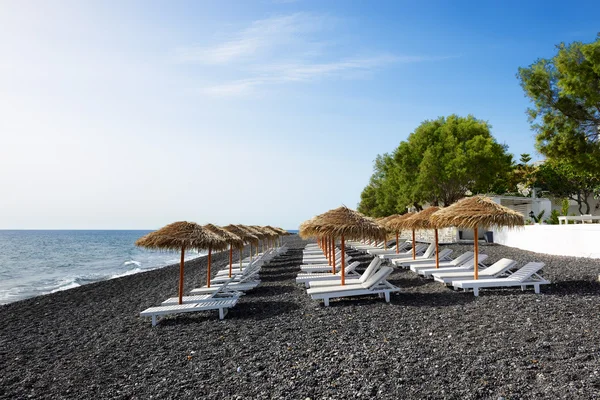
[1,0,599,229]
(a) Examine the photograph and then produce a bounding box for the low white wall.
[492,224,600,259]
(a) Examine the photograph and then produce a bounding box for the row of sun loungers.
[347,240,551,297]
[140,246,288,326]
[297,245,401,306]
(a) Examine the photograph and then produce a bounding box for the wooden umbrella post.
[384,238,387,250]
[331,237,336,275]
[412,230,416,260]
[239,247,243,271]
[341,235,346,285]
[474,227,479,280]
[207,246,212,288]
[325,237,329,265]
[178,246,185,305]
[229,244,233,278]
[396,232,399,254]
[249,243,253,264]
[435,229,440,268]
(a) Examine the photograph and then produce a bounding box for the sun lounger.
[417,254,488,277]
[367,241,411,256]
[392,248,454,268]
[140,299,238,325]
[307,258,383,288]
[306,266,400,306]
[296,261,361,286]
[452,262,549,296]
[407,252,477,272]
[300,255,352,272]
[431,257,515,283]
[378,243,428,260]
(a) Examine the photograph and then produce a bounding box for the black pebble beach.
[1,235,600,399]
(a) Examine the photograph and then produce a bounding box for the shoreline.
[1,236,600,398]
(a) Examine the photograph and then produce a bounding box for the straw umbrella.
[223,224,258,272]
[235,224,261,263]
[262,226,281,249]
[402,207,441,267]
[249,225,269,255]
[386,212,416,259]
[135,221,226,305]
[203,224,244,280]
[378,214,402,252]
[312,206,387,285]
[430,196,524,279]
[300,213,335,270]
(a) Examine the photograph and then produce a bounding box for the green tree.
[517,35,600,172]
[535,159,600,214]
[357,115,513,215]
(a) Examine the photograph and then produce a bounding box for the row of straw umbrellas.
[135,222,289,305]
[299,196,524,286]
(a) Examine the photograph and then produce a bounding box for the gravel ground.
[1,236,600,399]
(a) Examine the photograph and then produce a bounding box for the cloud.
[179,13,455,97]
[175,13,328,64]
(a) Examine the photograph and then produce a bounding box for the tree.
[357,115,514,215]
[517,35,600,172]
[535,159,600,214]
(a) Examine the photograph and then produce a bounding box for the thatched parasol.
[430,196,524,279]
[204,224,244,281]
[235,224,261,263]
[312,206,387,285]
[223,224,258,272]
[402,207,440,267]
[379,214,404,253]
[386,212,416,258]
[135,221,226,305]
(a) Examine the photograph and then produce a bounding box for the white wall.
[492,224,600,258]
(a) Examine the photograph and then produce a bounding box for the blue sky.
[1,0,598,229]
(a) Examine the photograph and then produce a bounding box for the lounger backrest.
[451,252,474,266]
[422,243,435,258]
[362,266,393,289]
[480,258,517,276]
[359,258,382,283]
[344,261,361,274]
[507,262,546,282]
[437,248,453,259]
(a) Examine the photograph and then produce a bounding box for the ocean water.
[0,230,205,305]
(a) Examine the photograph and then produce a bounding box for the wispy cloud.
[177,13,454,97]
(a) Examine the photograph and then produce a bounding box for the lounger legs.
[534,284,540,294]
[152,315,157,326]
[473,288,479,297]
[323,298,330,307]
[219,308,228,320]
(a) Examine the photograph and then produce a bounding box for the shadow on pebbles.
[1,237,600,399]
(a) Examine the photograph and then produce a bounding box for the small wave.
[123,260,142,267]
[50,279,81,293]
[109,267,143,280]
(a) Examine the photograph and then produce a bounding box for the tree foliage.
[517,35,600,172]
[358,115,513,216]
[535,159,600,214]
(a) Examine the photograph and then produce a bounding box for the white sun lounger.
[408,252,477,272]
[452,262,549,296]
[302,250,342,264]
[140,299,238,326]
[431,257,515,283]
[306,266,400,306]
[418,254,489,278]
[393,248,454,268]
[307,258,383,288]
[296,261,361,286]
[300,255,352,272]
[367,241,410,256]
[378,243,428,260]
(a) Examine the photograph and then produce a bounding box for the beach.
[1,235,600,399]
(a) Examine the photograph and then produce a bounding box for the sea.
[0,230,206,305]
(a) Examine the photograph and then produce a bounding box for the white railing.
[558,215,600,224]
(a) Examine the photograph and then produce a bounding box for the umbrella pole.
[396,232,399,254]
[229,244,233,278]
[412,229,416,260]
[435,229,440,269]
[178,246,185,305]
[239,246,243,271]
[330,236,334,266]
[474,227,479,280]
[249,243,253,265]
[384,238,387,250]
[341,235,346,285]
[332,236,336,275]
[207,246,212,288]
[324,237,329,264]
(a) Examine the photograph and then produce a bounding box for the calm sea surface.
[0,230,205,305]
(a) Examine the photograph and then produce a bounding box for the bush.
[545,209,560,224]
